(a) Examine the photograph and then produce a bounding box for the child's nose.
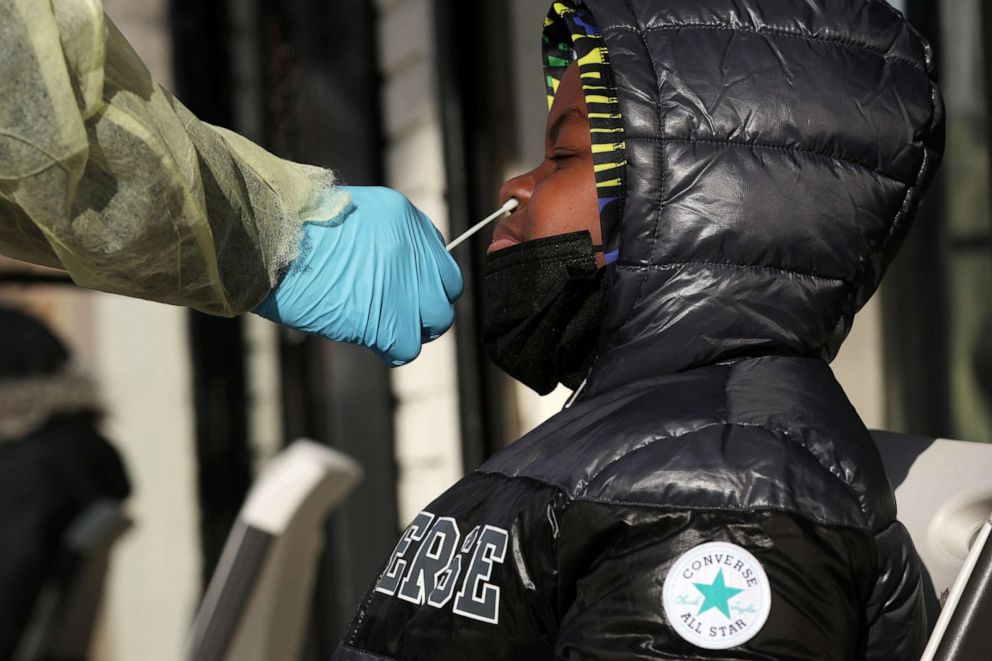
[499,172,533,210]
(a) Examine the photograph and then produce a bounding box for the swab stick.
[445,198,519,251]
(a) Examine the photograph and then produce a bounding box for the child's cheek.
[527,165,601,242]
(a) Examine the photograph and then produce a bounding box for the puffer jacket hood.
[543,0,944,394]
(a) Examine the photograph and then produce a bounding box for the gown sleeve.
[0,0,349,314]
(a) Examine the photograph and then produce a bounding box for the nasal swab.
[446,198,519,251]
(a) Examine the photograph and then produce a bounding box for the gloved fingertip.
[421,301,455,344]
[388,354,414,367]
[450,267,465,302]
[437,255,464,302]
[370,347,407,368]
[383,335,423,366]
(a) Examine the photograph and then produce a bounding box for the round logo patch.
[662,542,771,650]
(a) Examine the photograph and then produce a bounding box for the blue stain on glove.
[254,186,463,366]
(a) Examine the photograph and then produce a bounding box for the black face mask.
[482,231,609,395]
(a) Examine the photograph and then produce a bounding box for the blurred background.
[0,0,988,659]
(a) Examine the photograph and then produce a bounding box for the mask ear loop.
[563,236,617,410]
[565,240,613,409]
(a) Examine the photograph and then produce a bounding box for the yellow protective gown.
[0,0,349,315]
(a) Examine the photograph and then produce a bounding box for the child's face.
[491,63,602,261]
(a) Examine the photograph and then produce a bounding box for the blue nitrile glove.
[253,186,463,365]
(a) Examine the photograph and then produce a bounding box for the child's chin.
[487,238,520,254]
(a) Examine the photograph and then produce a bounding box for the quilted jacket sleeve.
[864,521,929,660]
[554,505,890,660]
[0,0,348,315]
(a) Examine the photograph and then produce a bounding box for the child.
[333,1,943,659]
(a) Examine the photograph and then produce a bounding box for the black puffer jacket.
[333,1,943,659]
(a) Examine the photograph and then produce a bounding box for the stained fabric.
[333,1,943,659]
[0,0,348,315]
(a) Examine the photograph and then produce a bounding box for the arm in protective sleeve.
[0,0,347,315]
[554,506,876,660]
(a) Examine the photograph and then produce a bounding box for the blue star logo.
[693,569,745,619]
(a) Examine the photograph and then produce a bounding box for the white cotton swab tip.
[445,198,520,252]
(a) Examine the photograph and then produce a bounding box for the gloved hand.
[254,186,463,365]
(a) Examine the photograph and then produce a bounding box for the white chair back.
[873,431,992,659]
[188,440,362,661]
[872,431,992,600]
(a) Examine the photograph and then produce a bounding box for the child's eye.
[551,149,577,166]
